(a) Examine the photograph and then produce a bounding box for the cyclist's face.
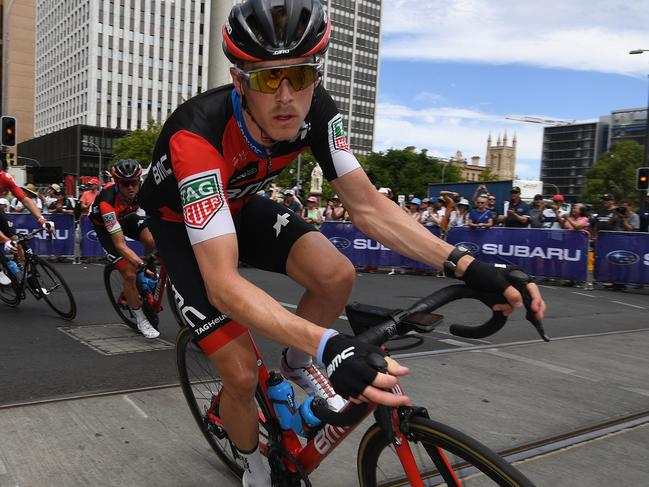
[231,57,318,147]
[118,179,140,200]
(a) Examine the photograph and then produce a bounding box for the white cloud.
[381,0,649,77]
[373,102,543,179]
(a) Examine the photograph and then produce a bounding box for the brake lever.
[508,270,550,342]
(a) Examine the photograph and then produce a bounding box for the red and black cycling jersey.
[89,182,140,234]
[0,171,26,201]
[139,84,360,245]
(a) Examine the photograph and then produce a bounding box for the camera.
[615,206,627,215]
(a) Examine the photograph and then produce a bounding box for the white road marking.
[538,285,555,289]
[481,350,600,382]
[278,301,348,320]
[572,292,596,298]
[439,338,474,348]
[124,395,149,418]
[621,387,649,398]
[610,301,646,310]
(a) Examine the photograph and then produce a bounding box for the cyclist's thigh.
[235,195,318,274]
[147,217,248,355]
[0,211,16,238]
[94,225,128,269]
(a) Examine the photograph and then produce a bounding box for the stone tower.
[486,132,516,180]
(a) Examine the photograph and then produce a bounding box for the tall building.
[321,0,381,155]
[1,0,37,147]
[540,122,604,201]
[608,107,647,148]
[34,0,209,137]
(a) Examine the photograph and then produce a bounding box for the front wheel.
[357,416,535,487]
[175,326,272,480]
[104,264,138,330]
[0,258,21,307]
[30,259,76,320]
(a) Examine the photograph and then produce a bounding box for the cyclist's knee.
[221,367,258,399]
[313,255,355,296]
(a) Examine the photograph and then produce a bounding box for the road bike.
[0,228,76,320]
[175,279,549,486]
[104,252,182,332]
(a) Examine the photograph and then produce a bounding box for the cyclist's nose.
[275,78,295,103]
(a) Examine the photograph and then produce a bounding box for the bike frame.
[209,336,427,485]
[6,232,46,300]
[143,262,168,313]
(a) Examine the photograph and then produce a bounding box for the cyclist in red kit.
[139,1,546,484]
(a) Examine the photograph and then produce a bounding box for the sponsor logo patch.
[180,172,225,229]
[456,242,479,254]
[103,212,120,233]
[328,114,351,152]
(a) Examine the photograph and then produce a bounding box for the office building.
[608,107,647,148]
[34,0,209,137]
[321,0,381,155]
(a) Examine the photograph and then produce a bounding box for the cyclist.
[89,159,159,339]
[139,1,546,484]
[1,166,54,284]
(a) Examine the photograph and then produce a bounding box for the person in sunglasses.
[89,159,159,339]
[139,1,546,484]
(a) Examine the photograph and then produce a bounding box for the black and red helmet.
[222,0,331,64]
[110,159,142,180]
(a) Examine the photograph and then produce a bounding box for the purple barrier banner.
[594,231,649,285]
[6,213,75,255]
[80,215,144,257]
[446,227,589,280]
[320,222,440,268]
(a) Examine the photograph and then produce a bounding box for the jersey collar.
[231,89,267,160]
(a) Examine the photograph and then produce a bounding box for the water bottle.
[6,259,20,276]
[266,371,298,430]
[291,396,322,437]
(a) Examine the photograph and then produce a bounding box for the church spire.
[503,130,508,146]
[496,134,501,146]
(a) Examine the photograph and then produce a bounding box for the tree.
[362,148,462,198]
[478,167,498,182]
[581,141,644,206]
[111,120,162,167]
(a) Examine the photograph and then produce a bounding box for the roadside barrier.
[321,222,647,284]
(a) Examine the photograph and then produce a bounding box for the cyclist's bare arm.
[19,196,47,226]
[192,233,410,407]
[331,169,546,320]
[109,230,144,267]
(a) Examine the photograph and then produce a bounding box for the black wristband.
[136,262,147,273]
[443,246,473,278]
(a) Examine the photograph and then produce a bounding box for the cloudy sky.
[374,0,649,179]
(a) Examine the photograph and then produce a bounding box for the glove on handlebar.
[136,270,158,293]
[460,260,529,296]
[3,240,17,253]
[321,333,388,399]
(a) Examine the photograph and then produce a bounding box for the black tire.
[104,264,138,330]
[175,326,272,480]
[0,258,20,307]
[30,259,76,320]
[357,416,535,487]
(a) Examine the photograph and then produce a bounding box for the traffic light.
[1,116,16,146]
[638,167,649,191]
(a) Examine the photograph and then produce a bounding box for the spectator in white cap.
[448,198,470,228]
[0,198,8,212]
[282,189,303,213]
[301,196,323,229]
[378,187,390,197]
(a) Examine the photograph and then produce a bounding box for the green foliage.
[478,167,498,182]
[581,141,645,206]
[111,120,162,168]
[362,148,462,198]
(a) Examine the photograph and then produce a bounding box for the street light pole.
[17,156,40,167]
[629,49,649,168]
[2,0,16,116]
[84,140,102,181]
[543,182,560,195]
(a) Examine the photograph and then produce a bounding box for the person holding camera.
[617,200,640,231]
[592,194,623,232]
[542,194,569,229]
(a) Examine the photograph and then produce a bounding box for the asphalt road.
[0,262,647,407]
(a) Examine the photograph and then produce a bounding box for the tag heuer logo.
[180,173,224,229]
[328,114,351,152]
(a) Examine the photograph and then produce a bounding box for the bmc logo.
[314,424,347,454]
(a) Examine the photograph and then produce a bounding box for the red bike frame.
[208,336,427,486]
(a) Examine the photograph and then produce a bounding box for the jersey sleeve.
[99,201,122,234]
[169,130,236,245]
[0,172,26,201]
[308,86,361,181]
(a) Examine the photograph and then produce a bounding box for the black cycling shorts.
[93,213,148,267]
[0,211,16,239]
[149,195,317,354]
